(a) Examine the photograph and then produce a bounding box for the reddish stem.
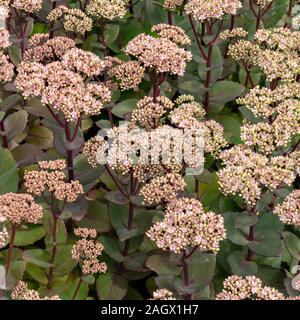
[122,172,135,257]
[188,16,207,60]
[49,1,57,39]
[204,44,213,117]
[72,276,83,300]
[167,11,173,25]
[246,207,256,261]
[47,212,58,289]
[0,120,8,148]
[65,120,75,182]
[5,223,17,275]
[182,250,192,300]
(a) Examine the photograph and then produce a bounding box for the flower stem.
[246,207,256,261]
[65,120,75,182]
[167,11,173,25]
[72,275,83,300]
[0,120,8,149]
[181,250,192,300]
[5,223,17,275]
[49,1,57,39]
[122,172,135,257]
[47,212,58,289]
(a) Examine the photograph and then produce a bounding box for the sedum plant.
[0,0,299,301]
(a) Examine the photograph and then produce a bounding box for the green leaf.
[0,94,21,112]
[123,252,148,272]
[222,212,250,246]
[210,81,245,103]
[111,99,138,118]
[4,110,28,142]
[53,245,77,276]
[146,254,181,276]
[26,263,49,285]
[12,144,43,167]
[14,225,46,246]
[104,24,120,43]
[248,230,281,257]
[119,20,144,46]
[43,212,67,248]
[26,125,53,149]
[96,272,128,300]
[282,231,300,261]
[76,200,111,233]
[178,80,205,94]
[185,252,216,292]
[198,46,223,83]
[99,234,124,262]
[105,190,129,205]
[23,249,53,268]
[228,251,258,276]
[5,261,27,290]
[0,148,19,194]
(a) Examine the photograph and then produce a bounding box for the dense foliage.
[0,0,300,300]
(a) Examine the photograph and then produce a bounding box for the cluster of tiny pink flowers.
[24,160,84,202]
[0,225,8,249]
[274,190,300,226]
[169,96,228,156]
[230,28,300,82]
[151,289,176,300]
[86,0,128,20]
[12,0,43,13]
[0,193,43,225]
[71,228,107,275]
[236,82,300,118]
[61,48,106,77]
[131,96,174,129]
[16,43,111,121]
[140,173,186,206]
[185,0,242,21]
[163,0,183,11]
[47,6,93,35]
[228,40,262,65]
[0,52,14,83]
[23,35,76,63]
[0,27,10,49]
[218,145,268,206]
[169,95,205,129]
[83,136,109,168]
[257,49,300,82]
[0,20,13,83]
[11,281,60,300]
[125,31,192,76]
[147,197,226,253]
[109,60,145,91]
[255,28,300,51]
[219,144,299,205]
[151,24,191,46]
[256,0,274,7]
[216,275,298,300]
[203,120,228,156]
[220,28,248,40]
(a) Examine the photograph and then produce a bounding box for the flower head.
[274,190,300,226]
[147,197,226,253]
[72,228,107,275]
[12,281,60,300]
[24,160,84,202]
[185,0,242,21]
[86,0,128,20]
[125,33,192,76]
[0,193,43,224]
[48,6,93,35]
